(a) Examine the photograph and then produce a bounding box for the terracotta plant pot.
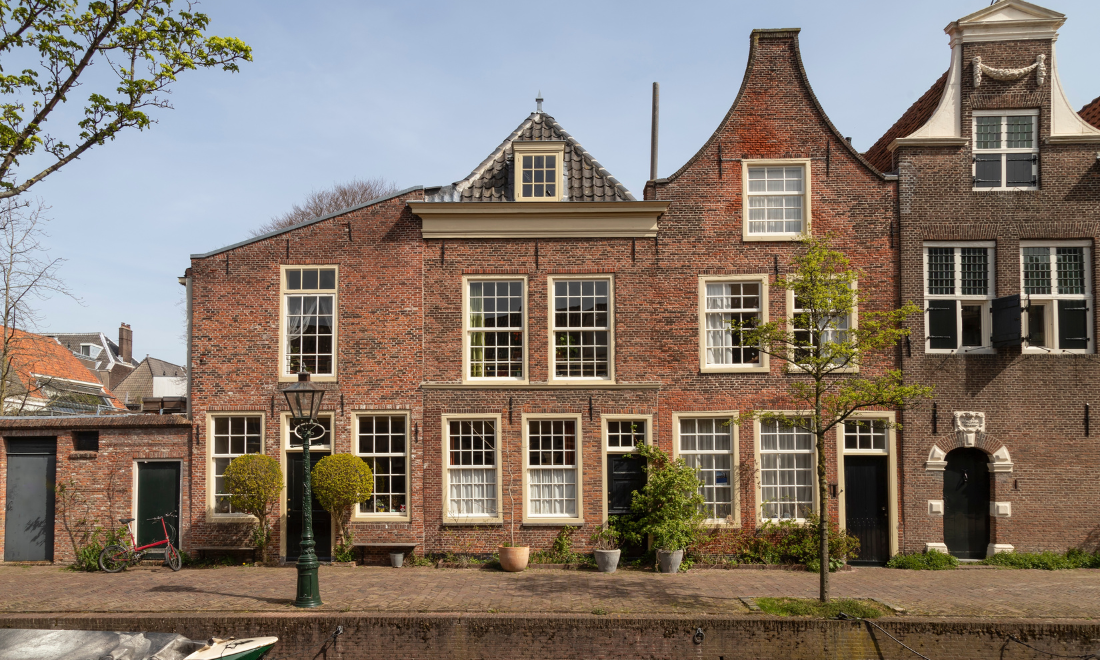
[657,548,684,573]
[498,545,530,572]
[594,549,621,573]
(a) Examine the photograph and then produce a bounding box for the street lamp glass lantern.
[282,372,325,420]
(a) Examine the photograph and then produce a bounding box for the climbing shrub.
[312,454,373,559]
[223,454,283,562]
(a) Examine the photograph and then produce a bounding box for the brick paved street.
[3,565,1100,619]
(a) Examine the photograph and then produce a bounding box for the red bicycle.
[98,513,182,572]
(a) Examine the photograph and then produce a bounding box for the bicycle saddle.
[119,518,135,524]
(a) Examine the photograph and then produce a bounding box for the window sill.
[701,364,768,374]
[461,378,530,386]
[442,517,503,526]
[353,515,411,523]
[743,233,807,243]
[924,348,997,355]
[522,519,584,527]
[208,513,258,523]
[547,378,615,386]
[971,187,1038,192]
[279,374,337,383]
[701,519,741,529]
[1022,348,1093,355]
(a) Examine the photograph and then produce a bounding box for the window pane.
[1006,115,1033,149]
[1056,248,1085,295]
[554,280,609,377]
[960,248,988,296]
[961,305,983,347]
[469,280,524,378]
[1023,248,1052,295]
[286,293,335,376]
[927,248,955,295]
[758,420,813,520]
[286,269,301,290]
[1058,300,1089,350]
[1028,304,1047,347]
[975,116,1001,150]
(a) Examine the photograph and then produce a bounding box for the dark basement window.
[74,430,99,452]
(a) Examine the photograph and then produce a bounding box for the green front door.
[136,461,181,554]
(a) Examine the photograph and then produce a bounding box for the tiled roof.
[46,332,128,366]
[114,356,186,404]
[433,112,634,202]
[863,70,950,173]
[1081,95,1100,129]
[5,329,126,410]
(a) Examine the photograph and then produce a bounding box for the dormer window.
[973,110,1038,190]
[513,141,565,201]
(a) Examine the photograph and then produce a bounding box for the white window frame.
[279,411,333,452]
[972,109,1039,191]
[462,276,528,384]
[79,343,101,358]
[672,412,740,528]
[600,414,650,522]
[353,410,412,522]
[206,412,266,521]
[279,265,338,383]
[522,412,584,525]
[835,411,898,558]
[513,141,566,202]
[785,281,859,373]
[548,275,614,384]
[754,414,816,524]
[1020,240,1094,355]
[742,159,812,241]
[699,275,770,373]
[923,242,996,354]
[441,413,503,525]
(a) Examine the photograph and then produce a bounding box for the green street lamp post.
[283,372,325,608]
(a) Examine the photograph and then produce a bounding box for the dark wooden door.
[137,461,181,555]
[4,438,56,561]
[287,452,331,560]
[844,456,889,564]
[608,453,646,515]
[944,448,990,559]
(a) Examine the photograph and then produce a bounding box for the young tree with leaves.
[741,236,932,602]
[0,0,252,199]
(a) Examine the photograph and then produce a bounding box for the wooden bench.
[192,546,258,562]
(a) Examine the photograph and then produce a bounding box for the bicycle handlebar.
[146,512,178,521]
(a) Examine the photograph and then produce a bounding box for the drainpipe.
[178,269,193,421]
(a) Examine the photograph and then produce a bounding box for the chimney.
[119,323,132,364]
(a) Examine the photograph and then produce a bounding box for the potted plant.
[223,454,284,565]
[311,453,374,566]
[620,444,705,573]
[498,451,529,572]
[591,519,621,573]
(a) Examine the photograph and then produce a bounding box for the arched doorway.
[943,448,990,559]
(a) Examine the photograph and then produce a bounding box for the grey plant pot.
[390,552,404,568]
[593,549,621,573]
[656,549,684,574]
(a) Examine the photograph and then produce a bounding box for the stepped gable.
[863,70,950,173]
[445,112,634,202]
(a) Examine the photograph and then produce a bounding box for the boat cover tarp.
[0,628,203,660]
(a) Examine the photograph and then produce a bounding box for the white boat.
[0,629,278,660]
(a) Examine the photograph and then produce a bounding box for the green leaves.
[311,453,374,547]
[619,443,706,552]
[223,453,282,560]
[0,0,252,197]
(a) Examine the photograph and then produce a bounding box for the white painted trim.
[928,500,945,516]
[205,412,267,523]
[987,543,1015,556]
[836,411,898,557]
[440,413,504,525]
[462,275,529,385]
[752,412,816,525]
[925,542,949,553]
[277,265,339,383]
[546,274,615,385]
[698,275,770,374]
[1049,44,1100,142]
[741,159,812,241]
[599,414,652,523]
[410,201,669,239]
[991,501,1012,517]
[672,411,740,528]
[350,410,412,523]
[520,412,584,525]
[512,142,566,202]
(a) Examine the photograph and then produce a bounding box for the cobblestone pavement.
[2,565,1099,618]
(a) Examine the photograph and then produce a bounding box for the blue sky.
[26,0,1100,365]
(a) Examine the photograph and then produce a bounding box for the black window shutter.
[973,154,1002,187]
[1006,153,1036,187]
[990,294,1023,347]
[1058,300,1089,350]
[927,300,958,349]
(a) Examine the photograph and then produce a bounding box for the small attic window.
[513,141,565,202]
[80,343,101,358]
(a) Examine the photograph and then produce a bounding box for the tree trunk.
[817,409,829,602]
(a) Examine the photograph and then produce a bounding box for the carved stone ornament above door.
[953,411,986,448]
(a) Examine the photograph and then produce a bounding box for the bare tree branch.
[251,177,400,237]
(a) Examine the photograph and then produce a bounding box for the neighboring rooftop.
[4,329,125,412]
[863,70,949,173]
[1081,95,1100,130]
[426,105,634,203]
[113,356,186,408]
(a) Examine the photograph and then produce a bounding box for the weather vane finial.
[536,91,543,113]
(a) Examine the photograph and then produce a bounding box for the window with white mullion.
[746,166,805,235]
[447,420,498,516]
[553,279,610,379]
[606,419,645,450]
[973,111,1039,190]
[284,267,336,376]
[527,419,578,518]
[679,418,734,520]
[759,419,814,521]
[924,245,995,352]
[792,294,850,365]
[357,415,408,515]
[843,419,887,452]
[468,280,524,379]
[705,281,761,366]
[1022,245,1092,353]
[211,415,263,515]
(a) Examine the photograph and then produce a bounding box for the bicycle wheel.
[99,545,130,573]
[164,543,182,572]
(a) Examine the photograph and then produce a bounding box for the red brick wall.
[895,36,1100,553]
[0,423,190,563]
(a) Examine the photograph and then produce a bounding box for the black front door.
[944,448,990,559]
[844,455,889,564]
[287,452,331,560]
[4,438,56,561]
[136,461,181,555]
[608,453,646,515]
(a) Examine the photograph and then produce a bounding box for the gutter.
[178,269,193,421]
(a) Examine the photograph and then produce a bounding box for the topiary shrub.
[312,454,373,559]
[619,443,706,552]
[223,454,283,562]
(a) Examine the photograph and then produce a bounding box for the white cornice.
[409,201,669,239]
[889,137,969,153]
